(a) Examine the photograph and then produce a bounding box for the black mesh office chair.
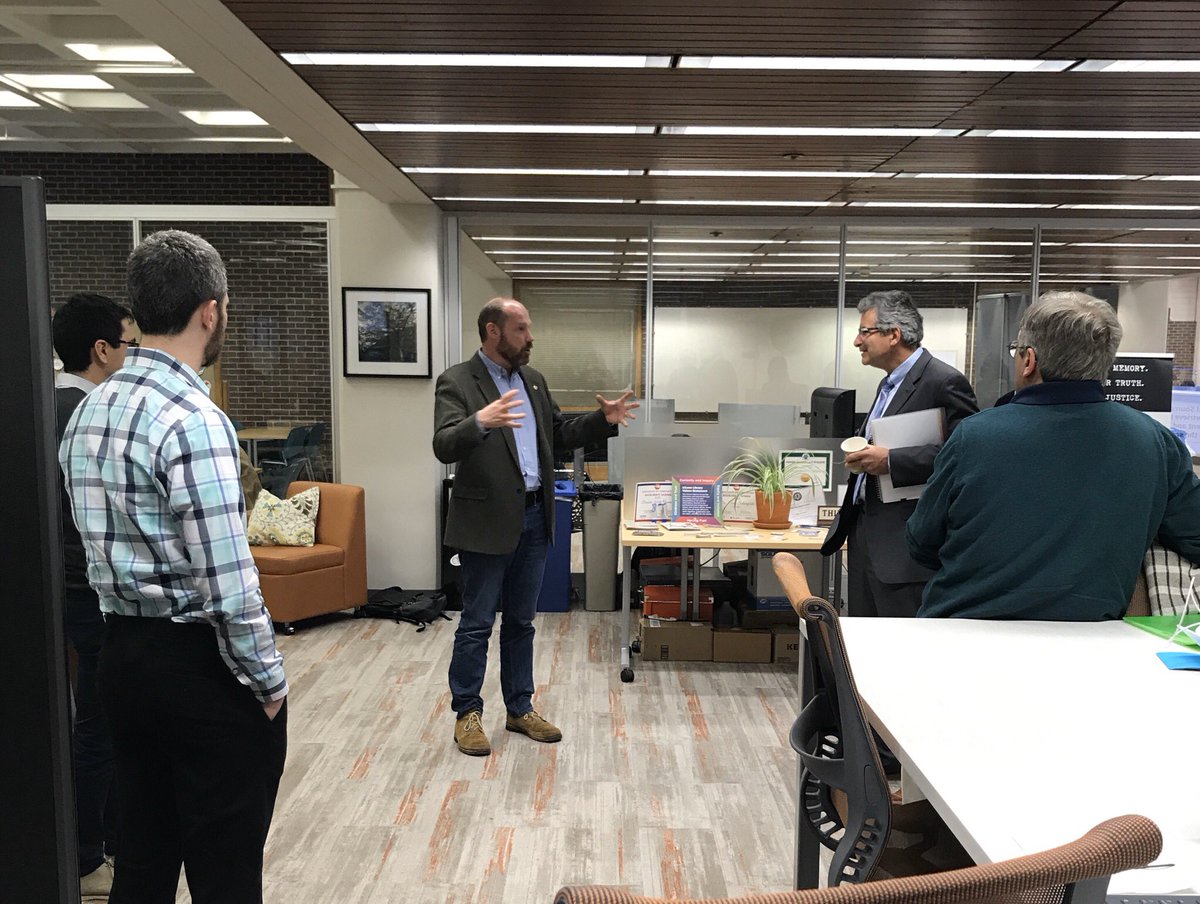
[259,426,310,479]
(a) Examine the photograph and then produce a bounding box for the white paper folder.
[869,407,945,503]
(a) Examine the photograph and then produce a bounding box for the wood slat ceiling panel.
[886,138,1200,173]
[943,73,1200,130]
[223,1,1109,55]
[299,69,996,125]
[1053,3,1200,57]
[364,135,911,170]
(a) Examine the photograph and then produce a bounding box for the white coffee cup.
[841,435,869,473]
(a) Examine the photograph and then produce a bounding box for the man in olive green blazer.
[433,298,638,755]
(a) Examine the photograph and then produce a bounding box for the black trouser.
[99,615,287,904]
[847,515,926,618]
[63,587,116,875]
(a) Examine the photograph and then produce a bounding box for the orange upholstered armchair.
[250,481,368,634]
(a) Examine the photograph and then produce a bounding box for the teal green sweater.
[907,380,1200,620]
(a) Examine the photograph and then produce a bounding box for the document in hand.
[869,407,945,503]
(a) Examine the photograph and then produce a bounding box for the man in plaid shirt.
[60,230,287,904]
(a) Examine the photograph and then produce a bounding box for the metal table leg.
[620,545,634,682]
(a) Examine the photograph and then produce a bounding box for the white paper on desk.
[869,407,944,503]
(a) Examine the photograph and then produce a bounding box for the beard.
[499,337,532,370]
[201,313,227,369]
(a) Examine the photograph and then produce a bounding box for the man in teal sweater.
[907,291,1200,620]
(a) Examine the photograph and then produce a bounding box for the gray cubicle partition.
[717,402,809,440]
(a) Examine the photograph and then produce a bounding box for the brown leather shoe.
[505,710,562,743]
[454,710,491,756]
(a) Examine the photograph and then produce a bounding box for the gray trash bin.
[581,482,623,611]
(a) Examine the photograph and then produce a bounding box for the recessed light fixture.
[678,56,1075,73]
[283,53,671,68]
[1063,204,1200,211]
[65,43,175,63]
[188,137,293,143]
[1072,60,1200,72]
[850,201,1053,209]
[0,90,37,108]
[641,199,842,207]
[42,91,146,109]
[4,73,112,90]
[664,125,963,138]
[437,196,634,204]
[969,128,1200,140]
[363,123,645,135]
[648,168,895,178]
[403,166,640,176]
[181,110,268,126]
[904,172,1139,181]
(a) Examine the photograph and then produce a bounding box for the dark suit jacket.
[433,353,612,555]
[820,351,978,583]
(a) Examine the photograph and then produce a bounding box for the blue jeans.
[449,501,548,716]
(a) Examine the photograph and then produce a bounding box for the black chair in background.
[259,460,305,498]
[301,422,326,480]
[258,426,310,479]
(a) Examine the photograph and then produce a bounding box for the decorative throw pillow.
[247,486,320,547]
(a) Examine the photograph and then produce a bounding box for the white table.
[833,618,1200,894]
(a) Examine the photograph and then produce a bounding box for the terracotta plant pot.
[754,489,792,530]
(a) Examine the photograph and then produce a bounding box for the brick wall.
[47,221,133,308]
[0,152,329,206]
[1167,321,1196,385]
[142,220,333,477]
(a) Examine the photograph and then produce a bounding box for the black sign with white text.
[1103,354,1173,413]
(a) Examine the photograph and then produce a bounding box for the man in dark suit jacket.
[434,297,638,756]
[821,290,978,618]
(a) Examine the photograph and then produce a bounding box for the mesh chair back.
[773,553,891,886]
[259,460,305,497]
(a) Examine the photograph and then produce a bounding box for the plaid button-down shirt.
[59,347,286,702]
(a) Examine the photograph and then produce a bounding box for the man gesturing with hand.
[434,297,638,756]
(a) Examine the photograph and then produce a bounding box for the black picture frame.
[342,286,432,378]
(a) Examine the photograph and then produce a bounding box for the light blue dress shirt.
[853,347,925,504]
[477,350,541,491]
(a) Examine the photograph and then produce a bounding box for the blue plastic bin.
[537,480,577,612]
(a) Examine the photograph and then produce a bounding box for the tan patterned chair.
[250,481,367,634]
[551,814,1161,904]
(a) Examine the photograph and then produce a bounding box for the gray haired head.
[127,230,227,337]
[856,290,923,348]
[1017,291,1122,382]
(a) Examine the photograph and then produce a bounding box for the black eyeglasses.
[856,327,887,337]
[112,337,140,348]
[1008,341,1032,358]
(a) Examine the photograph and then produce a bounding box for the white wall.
[459,233,512,361]
[653,306,969,412]
[1117,279,1170,353]
[333,183,443,588]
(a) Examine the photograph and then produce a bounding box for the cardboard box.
[642,584,714,620]
[772,626,802,664]
[712,627,773,663]
[741,609,800,629]
[639,617,713,661]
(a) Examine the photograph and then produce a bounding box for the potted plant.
[720,440,805,529]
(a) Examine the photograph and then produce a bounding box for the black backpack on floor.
[359,587,451,631]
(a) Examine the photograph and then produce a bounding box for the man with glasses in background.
[822,290,978,618]
[908,291,1200,620]
[52,292,138,900]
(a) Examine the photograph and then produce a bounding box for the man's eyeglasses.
[112,338,140,348]
[1008,341,1031,358]
[856,327,887,337]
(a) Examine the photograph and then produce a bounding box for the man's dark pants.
[449,499,549,717]
[847,514,925,618]
[99,615,287,904]
[63,588,115,876]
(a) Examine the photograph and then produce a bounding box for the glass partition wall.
[457,217,1200,424]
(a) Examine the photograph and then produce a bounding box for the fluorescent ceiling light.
[665,125,962,138]
[0,90,37,107]
[4,73,112,90]
[640,199,842,207]
[41,91,145,109]
[95,65,194,75]
[1066,242,1200,248]
[648,168,894,178]
[437,196,634,204]
[65,43,174,63]
[283,52,670,68]
[850,201,1052,209]
[1063,203,1200,211]
[404,166,639,176]
[474,236,628,242]
[362,123,643,135]
[969,128,1200,139]
[905,172,1138,181]
[679,56,1074,73]
[1145,175,1200,181]
[487,249,639,256]
[189,137,293,143]
[1073,60,1200,73]
[182,110,267,126]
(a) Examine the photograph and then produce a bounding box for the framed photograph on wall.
[342,287,431,378]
